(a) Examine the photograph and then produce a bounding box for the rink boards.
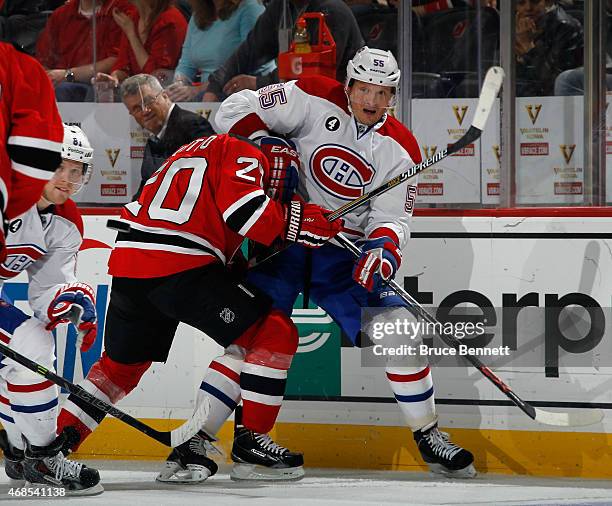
[3,212,612,478]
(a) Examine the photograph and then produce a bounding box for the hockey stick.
[0,338,209,447]
[249,66,505,268]
[335,232,604,428]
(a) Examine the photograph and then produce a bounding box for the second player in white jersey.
[0,124,102,495]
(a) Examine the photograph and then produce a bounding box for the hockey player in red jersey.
[0,124,102,495]
[215,46,477,478]
[56,133,343,482]
[0,42,64,264]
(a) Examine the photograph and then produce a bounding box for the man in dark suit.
[119,73,215,199]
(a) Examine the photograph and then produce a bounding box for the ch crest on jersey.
[309,144,375,200]
[0,245,46,279]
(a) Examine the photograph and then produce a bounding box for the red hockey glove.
[258,136,300,203]
[46,282,98,352]
[284,199,343,248]
[353,237,402,292]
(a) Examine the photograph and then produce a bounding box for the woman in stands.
[94,0,187,89]
[166,0,275,102]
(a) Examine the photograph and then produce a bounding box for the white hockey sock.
[198,345,244,436]
[386,365,437,431]
[0,381,23,451]
[0,318,58,447]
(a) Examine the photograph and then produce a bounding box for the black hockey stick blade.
[335,232,604,428]
[0,340,209,447]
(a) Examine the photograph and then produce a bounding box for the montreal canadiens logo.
[309,144,375,200]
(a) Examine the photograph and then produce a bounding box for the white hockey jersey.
[215,76,422,248]
[0,200,83,324]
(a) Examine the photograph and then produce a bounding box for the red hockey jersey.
[0,42,64,220]
[108,134,287,278]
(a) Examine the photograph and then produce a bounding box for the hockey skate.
[0,429,24,482]
[23,433,103,495]
[156,430,219,484]
[414,420,476,478]
[231,425,305,481]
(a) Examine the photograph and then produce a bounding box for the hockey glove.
[353,237,402,292]
[258,136,300,203]
[47,282,97,352]
[284,199,343,248]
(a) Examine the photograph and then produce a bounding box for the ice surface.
[2,461,612,505]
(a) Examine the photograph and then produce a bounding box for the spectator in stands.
[408,0,496,16]
[93,0,187,94]
[36,0,133,102]
[166,0,274,102]
[515,0,583,97]
[0,0,47,55]
[555,0,612,95]
[120,73,215,199]
[202,0,363,102]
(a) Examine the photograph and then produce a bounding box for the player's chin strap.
[335,231,604,428]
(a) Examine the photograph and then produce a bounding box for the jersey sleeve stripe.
[222,189,270,234]
[9,148,62,178]
[8,136,62,152]
[0,178,7,212]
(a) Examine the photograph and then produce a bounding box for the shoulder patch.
[54,199,84,238]
[377,117,422,164]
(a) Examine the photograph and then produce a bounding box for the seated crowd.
[0,0,595,101]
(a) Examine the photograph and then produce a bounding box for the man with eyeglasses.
[0,124,103,495]
[120,73,215,200]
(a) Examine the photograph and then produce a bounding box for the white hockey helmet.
[346,46,401,89]
[62,124,93,188]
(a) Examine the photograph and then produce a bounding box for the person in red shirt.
[94,0,187,90]
[35,0,134,101]
[56,133,342,483]
[0,42,64,263]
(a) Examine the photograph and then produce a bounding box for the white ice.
[2,461,612,505]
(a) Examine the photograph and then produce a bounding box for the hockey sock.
[238,310,298,434]
[197,345,244,436]
[0,318,58,448]
[385,365,437,430]
[0,381,23,451]
[58,353,150,450]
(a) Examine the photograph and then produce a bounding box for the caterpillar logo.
[560,144,576,164]
[105,148,120,168]
[525,104,542,125]
[452,105,468,125]
[423,146,438,158]
[493,145,501,163]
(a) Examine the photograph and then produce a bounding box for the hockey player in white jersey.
[0,124,102,495]
[214,46,476,478]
